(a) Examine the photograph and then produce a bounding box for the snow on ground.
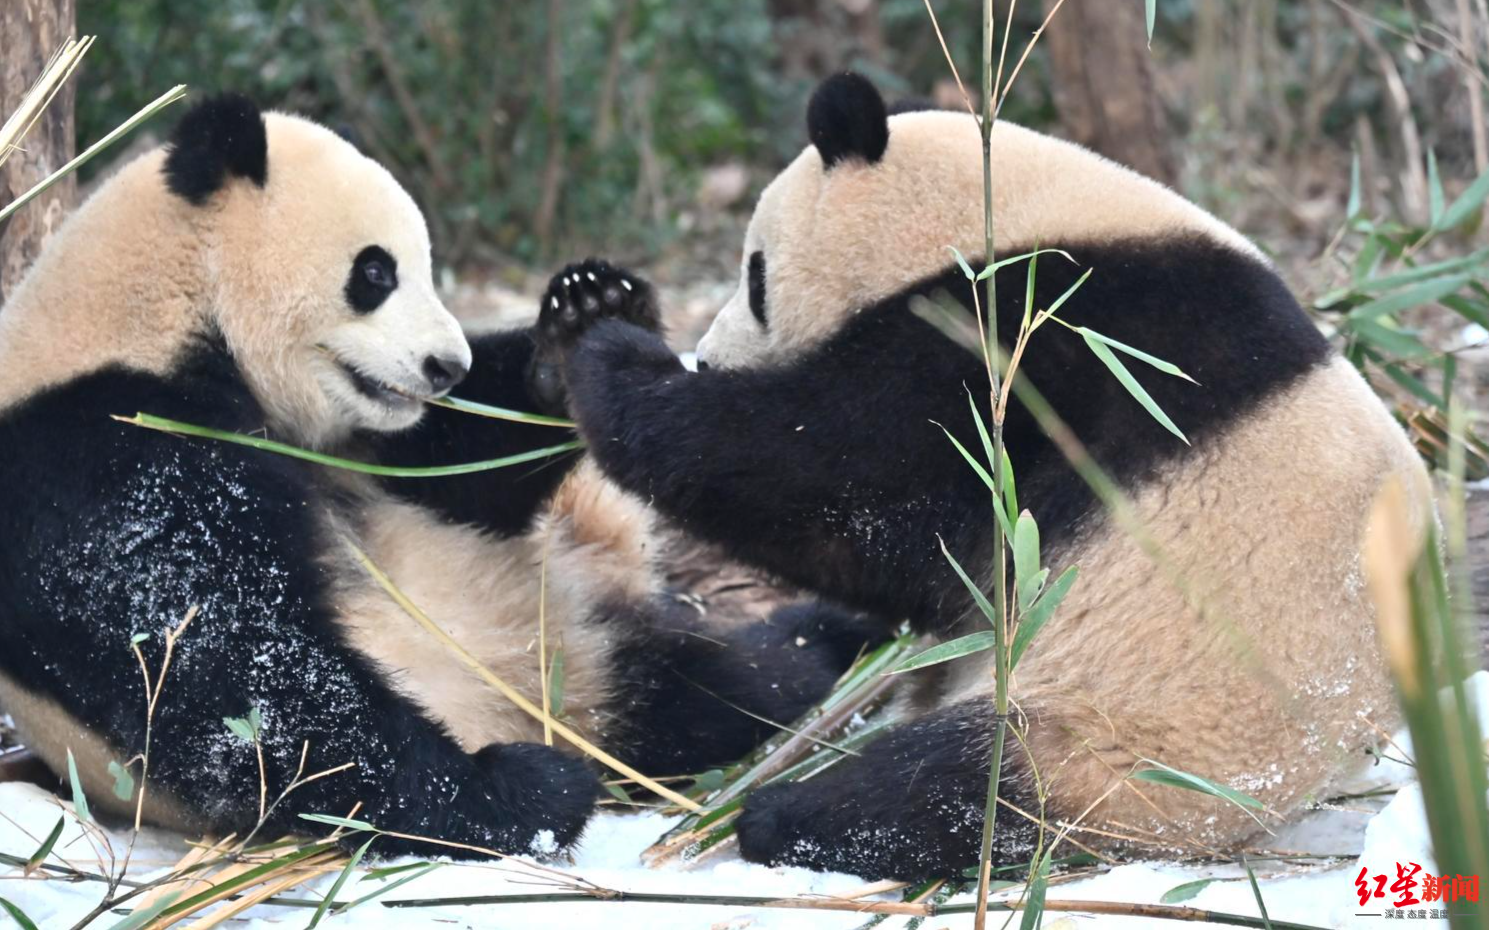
[2,673,1485,930]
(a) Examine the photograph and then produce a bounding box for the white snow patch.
[3,672,1486,929]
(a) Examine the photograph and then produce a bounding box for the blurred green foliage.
[76,0,1053,269]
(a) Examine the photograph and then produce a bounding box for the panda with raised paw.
[556,73,1435,880]
[0,94,872,857]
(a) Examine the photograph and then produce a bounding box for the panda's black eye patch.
[748,250,767,327]
[346,245,398,313]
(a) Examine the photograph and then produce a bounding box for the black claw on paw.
[529,259,661,415]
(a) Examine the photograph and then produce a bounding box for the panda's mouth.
[333,358,422,410]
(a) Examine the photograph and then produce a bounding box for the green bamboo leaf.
[361,862,431,882]
[1346,150,1362,221]
[108,760,135,802]
[1011,565,1078,670]
[309,836,375,928]
[1437,161,1489,231]
[24,817,64,876]
[1076,326,1196,382]
[1020,850,1051,930]
[0,897,41,930]
[1012,511,1043,612]
[157,844,337,918]
[106,892,180,930]
[548,647,566,718]
[1349,319,1435,359]
[66,749,90,822]
[691,769,726,793]
[1351,230,1386,284]
[1161,878,1225,904]
[889,631,997,674]
[1428,150,1445,227]
[1080,333,1189,444]
[1316,248,1489,308]
[1242,855,1275,930]
[1001,448,1018,529]
[1441,293,1489,329]
[605,783,632,803]
[335,862,441,916]
[298,813,377,832]
[429,395,574,428]
[117,413,582,478]
[1132,759,1264,827]
[129,632,149,645]
[979,247,1077,280]
[1346,273,1470,322]
[948,246,975,281]
[1022,247,1039,330]
[936,422,1015,540]
[223,714,258,743]
[938,537,999,628]
[1042,267,1095,322]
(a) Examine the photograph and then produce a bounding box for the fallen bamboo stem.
[376,890,1331,928]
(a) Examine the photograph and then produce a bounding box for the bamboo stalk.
[376,890,1332,928]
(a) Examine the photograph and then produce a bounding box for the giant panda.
[0,94,871,857]
[551,73,1436,880]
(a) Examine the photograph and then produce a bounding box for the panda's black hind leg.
[604,599,882,776]
[734,699,1038,880]
[530,259,662,416]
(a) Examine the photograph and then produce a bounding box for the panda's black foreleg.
[733,699,1039,881]
[602,599,883,776]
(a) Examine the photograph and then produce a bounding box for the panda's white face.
[209,114,471,444]
[697,110,990,371]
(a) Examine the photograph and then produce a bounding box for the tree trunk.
[1040,0,1176,187]
[0,0,77,304]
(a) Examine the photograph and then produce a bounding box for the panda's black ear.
[807,72,889,169]
[163,93,268,205]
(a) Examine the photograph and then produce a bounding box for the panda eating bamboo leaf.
[556,72,1435,881]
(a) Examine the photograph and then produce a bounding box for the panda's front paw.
[529,259,661,415]
[473,741,601,853]
[735,781,813,867]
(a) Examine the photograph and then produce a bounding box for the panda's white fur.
[0,96,868,856]
[557,74,1434,879]
[697,109,1259,370]
[0,114,469,443]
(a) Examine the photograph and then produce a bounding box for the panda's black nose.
[423,355,468,393]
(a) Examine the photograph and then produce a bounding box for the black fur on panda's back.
[563,235,1329,637]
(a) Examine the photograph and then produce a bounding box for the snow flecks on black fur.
[0,336,598,854]
[163,93,269,204]
[807,72,890,169]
